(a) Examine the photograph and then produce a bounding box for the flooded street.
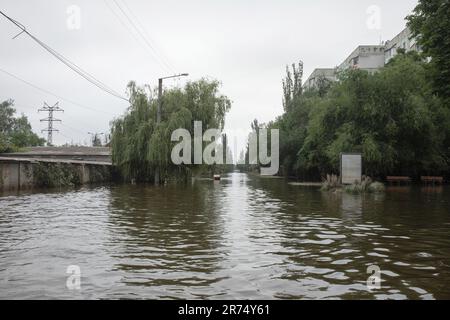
[1,173,450,299]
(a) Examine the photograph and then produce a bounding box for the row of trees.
[241,0,450,180]
[268,53,449,180]
[0,100,46,153]
[110,79,232,183]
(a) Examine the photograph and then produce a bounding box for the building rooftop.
[304,68,338,89]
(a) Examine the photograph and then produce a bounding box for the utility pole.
[157,78,163,124]
[38,102,63,146]
[155,73,189,185]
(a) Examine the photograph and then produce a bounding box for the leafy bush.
[345,176,385,194]
[368,182,386,193]
[32,163,82,188]
[321,174,341,191]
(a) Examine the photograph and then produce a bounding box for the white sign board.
[341,153,362,185]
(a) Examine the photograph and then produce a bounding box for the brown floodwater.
[0,172,449,299]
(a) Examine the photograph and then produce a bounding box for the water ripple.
[1,174,450,299]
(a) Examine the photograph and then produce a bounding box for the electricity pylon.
[38,102,63,146]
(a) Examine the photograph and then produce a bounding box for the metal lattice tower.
[38,102,64,146]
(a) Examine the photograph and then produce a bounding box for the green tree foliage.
[267,53,450,180]
[32,163,82,188]
[0,100,46,153]
[407,0,450,104]
[264,63,320,179]
[282,62,304,112]
[110,79,231,182]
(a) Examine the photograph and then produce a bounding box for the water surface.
[1,173,449,299]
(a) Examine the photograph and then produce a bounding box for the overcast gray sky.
[1,0,418,149]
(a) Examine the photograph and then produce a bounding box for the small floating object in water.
[214,175,221,181]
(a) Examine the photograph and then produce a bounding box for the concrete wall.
[0,162,35,191]
[19,162,34,190]
[0,161,111,191]
[0,162,19,190]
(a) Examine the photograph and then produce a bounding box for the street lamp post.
[155,73,189,185]
[88,132,105,147]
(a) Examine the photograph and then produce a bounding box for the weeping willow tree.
[111,79,231,183]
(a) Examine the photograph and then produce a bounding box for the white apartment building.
[303,68,338,90]
[384,27,421,64]
[304,27,420,90]
[337,45,386,74]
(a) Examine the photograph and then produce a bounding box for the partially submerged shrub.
[345,176,385,194]
[321,174,341,191]
[33,163,82,188]
[368,182,386,193]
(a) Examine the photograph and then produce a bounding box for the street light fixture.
[155,73,189,185]
[159,73,189,81]
[157,73,189,123]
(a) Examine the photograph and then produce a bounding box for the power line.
[61,123,90,135]
[0,10,129,102]
[1,95,110,139]
[5,100,100,130]
[58,132,74,141]
[62,122,107,139]
[112,0,174,73]
[118,0,175,73]
[107,0,175,74]
[102,0,156,69]
[1,10,128,101]
[0,67,115,116]
[0,69,113,143]
[104,0,171,73]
